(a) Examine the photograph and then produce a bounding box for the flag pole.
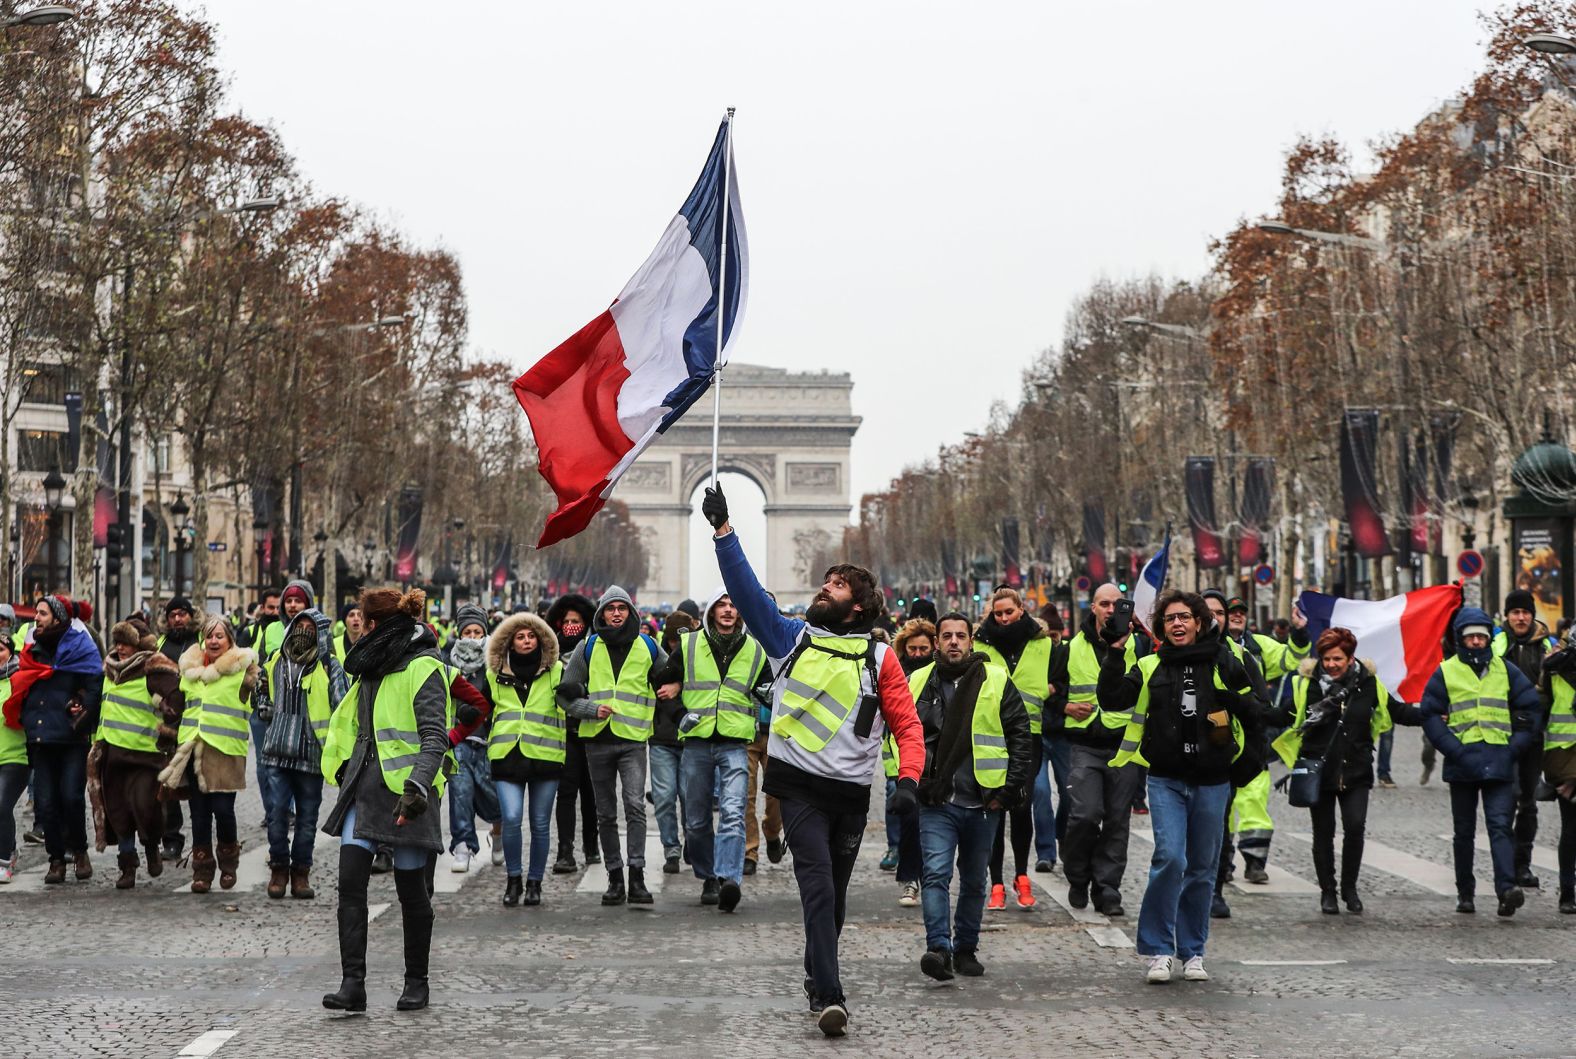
[710,106,735,490]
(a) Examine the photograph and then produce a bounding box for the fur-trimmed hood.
[487,612,559,677]
[178,642,259,685]
[104,648,179,685]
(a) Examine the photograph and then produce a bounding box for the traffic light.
[105,522,124,579]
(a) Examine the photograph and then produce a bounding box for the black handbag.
[1286,710,1346,808]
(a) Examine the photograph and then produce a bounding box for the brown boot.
[216,841,243,890]
[267,862,289,899]
[144,843,163,878]
[115,850,139,890]
[73,851,92,880]
[291,865,315,900]
[190,845,215,893]
[44,858,66,884]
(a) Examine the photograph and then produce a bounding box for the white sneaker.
[1183,956,1209,981]
[451,850,471,873]
[0,863,12,884]
[489,835,504,867]
[898,881,920,907]
[1145,955,1173,984]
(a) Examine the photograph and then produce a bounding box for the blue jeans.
[339,805,426,870]
[498,777,560,880]
[265,768,324,867]
[1033,732,1071,863]
[1136,775,1232,959]
[885,778,922,884]
[29,742,88,860]
[918,803,997,953]
[249,713,278,826]
[1450,780,1516,897]
[447,742,501,854]
[681,740,749,883]
[648,742,685,860]
[1377,729,1394,780]
[0,763,28,859]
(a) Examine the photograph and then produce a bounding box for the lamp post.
[252,516,268,595]
[362,536,377,585]
[3,4,75,27]
[1524,33,1576,55]
[169,491,190,598]
[42,466,65,592]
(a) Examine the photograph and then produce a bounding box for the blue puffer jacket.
[1420,607,1543,785]
[21,627,104,745]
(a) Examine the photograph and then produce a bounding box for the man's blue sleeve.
[714,530,801,657]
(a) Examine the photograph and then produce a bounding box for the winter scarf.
[3,623,102,729]
[449,636,487,682]
[977,614,1039,659]
[343,614,424,680]
[103,649,156,684]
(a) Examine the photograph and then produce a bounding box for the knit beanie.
[1505,589,1536,615]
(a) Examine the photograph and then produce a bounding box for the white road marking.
[176,1029,238,1056]
[431,846,483,894]
[1029,860,1133,947]
[367,901,391,923]
[1084,926,1133,948]
[1436,833,1561,874]
[1447,958,1554,965]
[173,828,337,894]
[1240,959,1348,966]
[576,824,670,894]
[1282,832,1458,896]
[1129,826,1321,896]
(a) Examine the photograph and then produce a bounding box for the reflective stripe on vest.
[773,636,868,752]
[979,637,1051,735]
[1063,632,1137,730]
[1110,654,1244,769]
[265,653,333,744]
[178,667,252,756]
[488,663,567,763]
[580,637,656,741]
[907,661,1011,787]
[1549,675,1576,750]
[320,655,453,795]
[1441,656,1513,746]
[679,631,766,741]
[97,678,160,753]
[881,732,899,778]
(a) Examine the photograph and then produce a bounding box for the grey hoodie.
[559,586,668,737]
[256,606,349,771]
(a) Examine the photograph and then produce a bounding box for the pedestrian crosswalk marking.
[1447,958,1554,965]
[176,1028,238,1056]
[1283,832,1456,895]
[1436,833,1561,874]
[1128,827,1322,895]
[576,824,670,895]
[1240,959,1348,966]
[1029,869,1133,948]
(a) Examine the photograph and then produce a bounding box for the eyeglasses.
[1162,612,1194,625]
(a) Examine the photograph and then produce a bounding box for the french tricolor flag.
[515,117,746,547]
[1296,583,1463,703]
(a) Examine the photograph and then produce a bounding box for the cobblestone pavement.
[3,728,1573,1058]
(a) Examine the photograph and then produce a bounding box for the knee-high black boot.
[322,844,373,1011]
[394,866,434,1011]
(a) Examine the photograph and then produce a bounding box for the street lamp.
[4,5,75,27]
[1524,33,1576,55]
[1256,219,1387,252]
[42,466,65,510]
[252,516,268,592]
[362,536,377,582]
[170,492,191,597]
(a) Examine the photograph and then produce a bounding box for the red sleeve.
[876,648,925,782]
[448,674,491,744]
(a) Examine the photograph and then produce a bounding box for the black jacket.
[912,653,1033,805]
[1049,613,1154,751]
[1271,661,1393,791]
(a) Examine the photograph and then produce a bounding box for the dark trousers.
[1062,744,1142,900]
[780,796,864,1007]
[1308,785,1370,893]
[266,768,324,867]
[1449,780,1516,898]
[990,739,1042,883]
[1513,746,1542,875]
[29,742,88,860]
[555,734,599,856]
[1559,796,1576,893]
[0,763,29,859]
[189,790,238,848]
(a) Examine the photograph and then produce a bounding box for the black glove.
[701,484,729,530]
[1099,619,1128,645]
[394,783,428,822]
[887,776,918,816]
[456,702,482,727]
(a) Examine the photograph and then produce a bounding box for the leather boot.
[322,845,372,1012]
[1320,889,1340,915]
[267,863,289,899]
[394,867,433,1011]
[44,858,65,884]
[115,850,139,890]
[1559,886,1576,914]
[216,842,243,890]
[291,866,315,899]
[523,879,542,906]
[502,875,523,907]
[602,867,626,906]
[144,842,163,878]
[73,851,93,880]
[1341,885,1364,914]
[627,866,653,905]
[190,846,215,893]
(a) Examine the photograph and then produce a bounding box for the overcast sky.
[202,1,1493,595]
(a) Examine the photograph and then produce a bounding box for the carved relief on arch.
[681,452,776,499]
[622,463,672,492]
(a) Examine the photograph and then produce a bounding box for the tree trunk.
[321,474,339,619]
[191,447,210,609]
[70,386,101,610]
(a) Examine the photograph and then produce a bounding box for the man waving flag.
[515,116,747,547]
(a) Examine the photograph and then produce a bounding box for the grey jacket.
[557,586,668,734]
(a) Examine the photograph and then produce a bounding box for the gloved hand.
[394,783,428,824]
[456,702,482,727]
[1099,619,1129,645]
[887,776,919,816]
[701,484,729,530]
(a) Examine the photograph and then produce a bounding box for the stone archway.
[617,363,860,606]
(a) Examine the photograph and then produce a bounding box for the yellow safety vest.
[1110,654,1245,769]
[265,653,334,746]
[488,663,567,764]
[1062,632,1138,731]
[679,631,766,741]
[979,637,1051,735]
[1272,672,1393,767]
[773,636,870,753]
[579,637,656,742]
[178,666,252,757]
[881,732,900,778]
[96,675,161,754]
[0,677,24,767]
[321,654,454,795]
[907,661,1010,787]
[1441,656,1513,746]
[1547,674,1576,751]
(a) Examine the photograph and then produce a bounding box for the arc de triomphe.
[618,364,860,606]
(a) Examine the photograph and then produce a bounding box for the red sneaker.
[987,883,1007,911]
[1014,874,1036,909]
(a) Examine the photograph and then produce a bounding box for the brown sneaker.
[266,863,289,899]
[190,846,215,893]
[73,851,92,880]
[44,858,66,884]
[290,866,315,900]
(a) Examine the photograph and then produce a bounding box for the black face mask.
[899,651,934,675]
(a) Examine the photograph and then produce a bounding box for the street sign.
[1456,549,1483,579]
[1253,564,1275,586]
[207,542,227,552]
[1074,575,1092,593]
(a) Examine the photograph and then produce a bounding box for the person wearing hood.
[0,604,17,649]
[486,611,565,908]
[1421,605,1545,916]
[1099,588,1256,985]
[1270,627,1399,915]
[334,604,367,664]
[910,612,1033,981]
[158,597,200,663]
[881,618,935,904]
[653,588,772,911]
[444,603,503,872]
[321,588,454,1013]
[703,485,925,1037]
[90,618,181,889]
[254,607,348,900]
[4,595,103,884]
[545,592,599,873]
[1493,589,1556,890]
[646,608,700,875]
[0,638,26,883]
[559,586,667,906]
[251,579,315,836]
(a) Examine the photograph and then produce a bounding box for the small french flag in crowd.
[1132,525,1171,635]
[1296,583,1463,703]
[514,117,747,547]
